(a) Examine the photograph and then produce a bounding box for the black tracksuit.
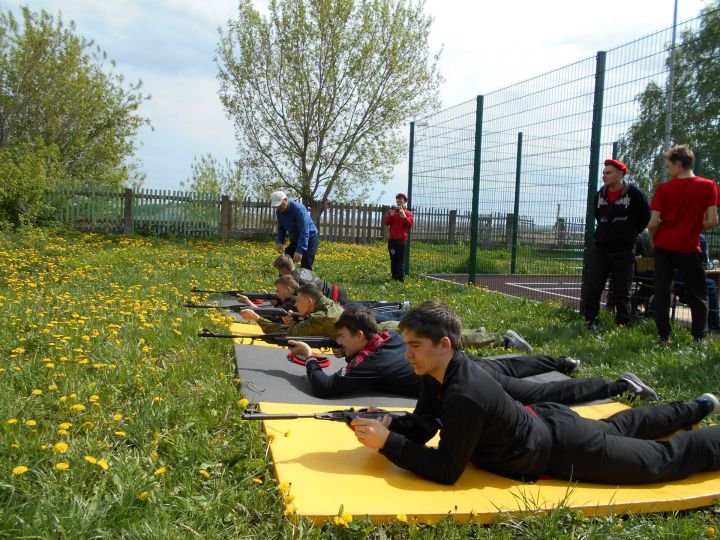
[305,331,624,403]
[293,268,348,305]
[581,182,650,324]
[380,351,720,485]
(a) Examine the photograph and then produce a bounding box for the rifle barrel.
[242,411,318,420]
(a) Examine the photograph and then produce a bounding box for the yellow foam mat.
[257,401,720,524]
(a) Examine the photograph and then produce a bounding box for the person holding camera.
[384,193,414,281]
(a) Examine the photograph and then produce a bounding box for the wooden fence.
[49,186,584,248]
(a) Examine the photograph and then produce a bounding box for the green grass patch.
[0,227,718,537]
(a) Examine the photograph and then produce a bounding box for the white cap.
[270,191,287,207]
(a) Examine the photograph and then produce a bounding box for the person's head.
[270,190,289,212]
[295,283,323,315]
[395,193,408,208]
[398,300,460,379]
[274,275,299,300]
[333,308,378,357]
[602,159,627,190]
[664,145,694,177]
[273,254,296,276]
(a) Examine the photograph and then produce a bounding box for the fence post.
[381,205,390,242]
[469,95,484,285]
[405,121,415,277]
[581,50,607,314]
[510,131,523,274]
[123,188,133,234]
[220,196,231,240]
[448,210,457,243]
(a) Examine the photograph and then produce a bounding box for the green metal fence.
[408,7,720,310]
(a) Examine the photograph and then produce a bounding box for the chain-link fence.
[409,6,720,312]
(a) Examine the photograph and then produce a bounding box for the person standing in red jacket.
[384,193,414,281]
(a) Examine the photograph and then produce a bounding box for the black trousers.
[388,239,407,281]
[536,400,719,484]
[285,233,319,270]
[472,355,620,405]
[581,245,635,324]
[653,248,708,339]
[653,247,708,340]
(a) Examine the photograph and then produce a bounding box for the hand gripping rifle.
[183,302,303,322]
[190,287,279,302]
[242,407,411,430]
[198,329,336,367]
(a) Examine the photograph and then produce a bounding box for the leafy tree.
[0,138,62,228]
[217,0,441,221]
[0,7,150,188]
[180,153,246,200]
[617,2,720,192]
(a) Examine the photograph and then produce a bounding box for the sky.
[2,0,710,201]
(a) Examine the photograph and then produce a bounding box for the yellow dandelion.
[252,477,263,485]
[153,466,167,476]
[69,404,85,413]
[58,396,68,403]
[705,527,716,538]
[137,491,150,502]
[48,384,58,391]
[82,421,95,430]
[333,516,347,526]
[53,442,69,453]
[82,335,90,342]
[341,511,353,524]
[25,420,37,427]
[12,465,28,476]
[88,395,100,403]
[57,429,69,436]
[58,422,72,430]
[84,456,98,464]
[97,459,109,471]
[114,430,127,437]
[10,443,20,449]
[31,389,43,396]
[199,469,211,479]
[6,418,18,425]
[149,451,159,461]
[55,462,70,471]
[238,398,250,408]
[45,363,55,369]
[396,513,408,522]
[152,396,163,403]
[284,504,296,516]
[112,414,122,421]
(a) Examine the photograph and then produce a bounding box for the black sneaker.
[503,330,532,354]
[620,373,658,401]
[560,356,581,374]
[695,393,720,415]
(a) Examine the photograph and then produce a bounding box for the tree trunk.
[308,198,326,225]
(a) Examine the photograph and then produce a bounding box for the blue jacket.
[276,200,318,253]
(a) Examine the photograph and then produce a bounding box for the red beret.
[395,193,408,201]
[604,159,628,175]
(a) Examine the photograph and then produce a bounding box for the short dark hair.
[664,145,694,170]
[274,274,299,291]
[398,300,462,349]
[334,308,378,338]
[296,283,323,305]
[273,254,295,272]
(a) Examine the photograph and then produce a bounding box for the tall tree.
[180,153,246,200]
[217,0,441,221]
[617,2,720,192]
[0,7,150,187]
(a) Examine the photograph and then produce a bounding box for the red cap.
[395,193,408,202]
[604,159,628,175]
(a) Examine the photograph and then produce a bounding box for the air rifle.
[242,407,410,428]
[190,287,279,302]
[197,329,339,349]
[183,302,303,322]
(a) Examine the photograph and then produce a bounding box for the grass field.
[1,227,718,538]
